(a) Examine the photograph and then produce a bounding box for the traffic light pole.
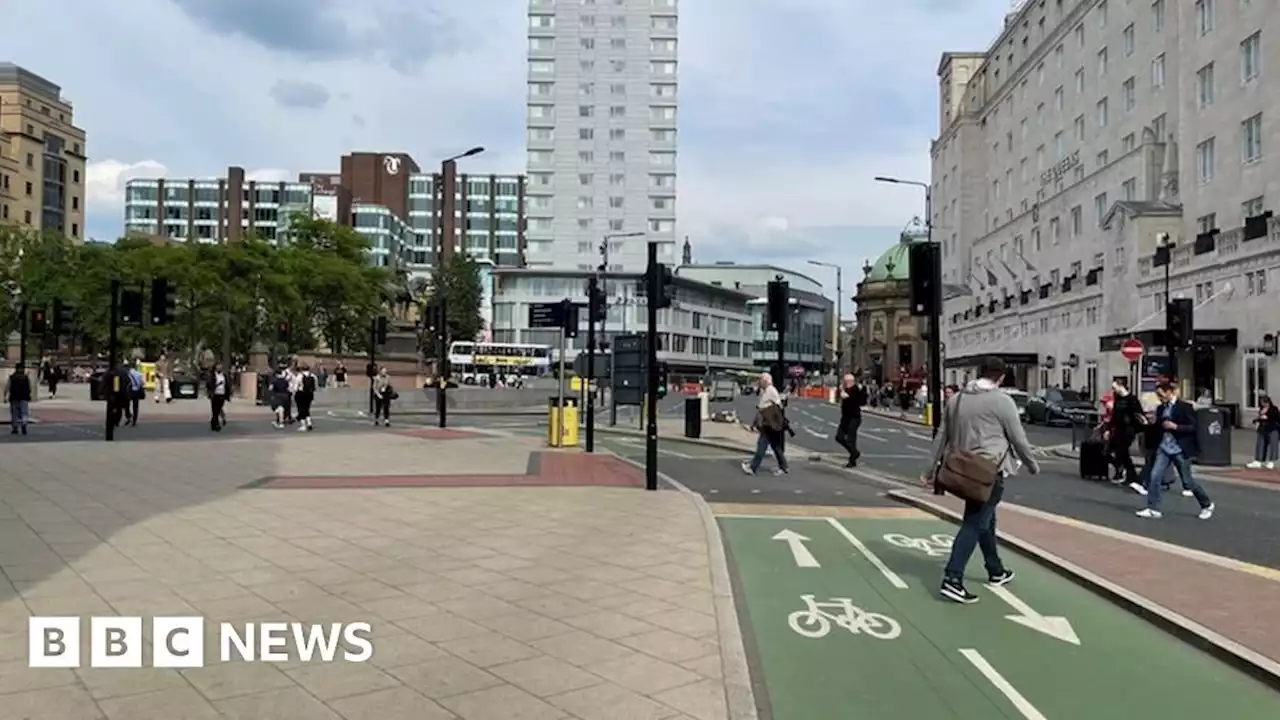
[585,277,598,453]
[17,302,27,373]
[644,243,659,491]
[368,319,377,416]
[437,300,448,429]
[105,280,119,442]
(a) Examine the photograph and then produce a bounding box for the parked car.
[1026,388,1094,426]
[1002,388,1031,422]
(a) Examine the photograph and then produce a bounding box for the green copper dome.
[866,239,912,282]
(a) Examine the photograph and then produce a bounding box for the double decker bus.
[447,341,552,384]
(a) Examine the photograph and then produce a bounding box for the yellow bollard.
[924,402,933,427]
[561,398,580,446]
[547,397,563,447]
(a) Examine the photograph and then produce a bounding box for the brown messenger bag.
[933,393,1004,504]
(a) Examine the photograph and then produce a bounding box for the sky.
[6,0,1012,307]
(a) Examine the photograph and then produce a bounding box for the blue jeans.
[748,430,788,473]
[944,477,1006,581]
[8,400,29,427]
[1145,451,1211,510]
[1255,430,1279,462]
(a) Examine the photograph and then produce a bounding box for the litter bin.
[547,396,580,447]
[1195,406,1232,467]
[171,376,199,400]
[89,372,106,401]
[684,397,702,439]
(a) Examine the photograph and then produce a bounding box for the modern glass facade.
[351,203,413,268]
[406,173,525,277]
[123,178,314,244]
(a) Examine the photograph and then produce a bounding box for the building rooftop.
[0,63,68,104]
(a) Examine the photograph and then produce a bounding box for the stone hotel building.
[934,0,1279,412]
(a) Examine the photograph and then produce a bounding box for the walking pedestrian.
[741,372,789,476]
[4,362,32,435]
[835,372,867,468]
[126,361,144,426]
[1246,394,1280,470]
[154,352,172,403]
[206,363,230,432]
[270,367,291,429]
[1104,378,1144,486]
[334,361,348,388]
[294,364,316,432]
[371,367,394,426]
[925,357,1040,604]
[45,361,61,399]
[1137,382,1215,519]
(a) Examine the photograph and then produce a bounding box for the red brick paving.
[923,493,1280,664]
[259,451,645,489]
[1211,467,1280,485]
[392,428,483,440]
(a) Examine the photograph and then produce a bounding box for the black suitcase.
[1079,438,1111,480]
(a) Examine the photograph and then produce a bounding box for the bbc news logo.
[29,617,374,668]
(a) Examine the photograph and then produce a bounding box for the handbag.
[933,393,1003,504]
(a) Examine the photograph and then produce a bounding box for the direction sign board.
[1120,338,1144,362]
[528,302,561,328]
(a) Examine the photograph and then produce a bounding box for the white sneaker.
[741,462,755,475]
[1246,461,1262,469]
[1198,503,1215,520]
[297,424,308,432]
[272,422,283,429]
[1135,508,1163,518]
[1128,481,1148,496]
[1181,489,1193,497]
[1267,462,1275,470]
[772,468,788,476]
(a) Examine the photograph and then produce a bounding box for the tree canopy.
[419,253,486,358]
[0,215,410,364]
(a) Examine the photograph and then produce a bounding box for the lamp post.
[1156,232,1176,381]
[875,175,941,439]
[808,259,843,376]
[436,146,484,429]
[597,232,644,429]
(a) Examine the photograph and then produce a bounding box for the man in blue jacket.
[1137,381,1215,519]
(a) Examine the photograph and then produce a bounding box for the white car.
[1002,388,1031,421]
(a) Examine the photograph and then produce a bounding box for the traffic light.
[52,299,74,335]
[908,241,940,317]
[586,276,606,323]
[119,289,144,326]
[1165,298,1193,348]
[276,320,290,343]
[656,361,668,399]
[558,298,579,339]
[425,303,443,333]
[375,316,388,345]
[647,263,674,310]
[766,279,790,332]
[28,307,46,334]
[150,278,176,326]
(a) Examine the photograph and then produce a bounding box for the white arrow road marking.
[986,584,1081,645]
[959,649,1047,720]
[826,518,908,589]
[799,425,830,440]
[772,529,820,568]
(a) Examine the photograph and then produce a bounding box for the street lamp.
[436,146,485,429]
[875,174,942,440]
[807,259,843,375]
[1156,232,1176,379]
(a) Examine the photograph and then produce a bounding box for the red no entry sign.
[1120,338,1144,362]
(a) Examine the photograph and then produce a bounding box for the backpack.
[301,373,316,394]
[271,375,289,393]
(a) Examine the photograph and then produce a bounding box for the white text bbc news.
[28,617,374,668]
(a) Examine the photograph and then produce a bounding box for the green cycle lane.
[718,513,1280,719]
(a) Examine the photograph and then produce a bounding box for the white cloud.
[86,159,168,208]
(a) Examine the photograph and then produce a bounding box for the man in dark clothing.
[1105,379,1144,486]
[836,372,868,468]
[5,363,33,434]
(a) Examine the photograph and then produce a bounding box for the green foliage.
[0,216,394,362]
[421,253,485,358]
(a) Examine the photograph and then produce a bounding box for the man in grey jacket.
[925,356,1041,604]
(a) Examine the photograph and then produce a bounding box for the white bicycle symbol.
[883,533,954,557]
[786,595,902,640]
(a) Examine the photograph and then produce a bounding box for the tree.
[422,253,485,358]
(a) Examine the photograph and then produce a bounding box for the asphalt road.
[662,399,1280,569]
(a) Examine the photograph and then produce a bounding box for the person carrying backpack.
[294,364,317,432]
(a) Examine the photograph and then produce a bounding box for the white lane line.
[907,431,935,442]
[825,517,908,589]
[859,431,889,443]
[959,649,1047,720]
